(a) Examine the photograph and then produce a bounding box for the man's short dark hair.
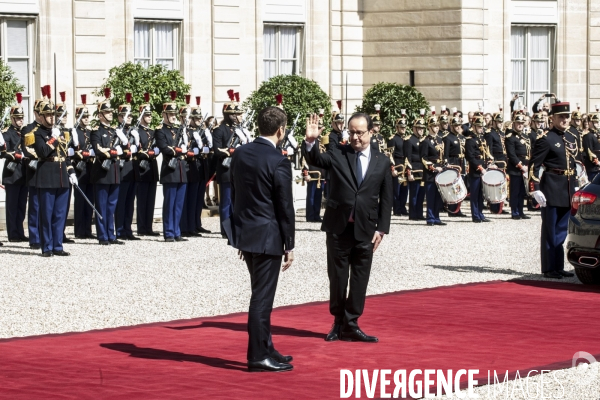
[257,106,287,136]
[347,112,373,131]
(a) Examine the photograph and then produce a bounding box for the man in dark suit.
[228,106,295,373]
[303,112,393,343]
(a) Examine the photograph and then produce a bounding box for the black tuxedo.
[229,137,295,362]
[303,139,392,330]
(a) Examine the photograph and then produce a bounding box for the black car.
[567,177,600,284]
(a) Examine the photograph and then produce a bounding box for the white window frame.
[134,20,181,71]
[511,25,555,110]
[263,23,303,80]
[0,17,34,122]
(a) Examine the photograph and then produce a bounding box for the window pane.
[279,27,297,60]
[135,59,150,68]
[264,61,276,80]
[511,60,525,92]
[7,20,28,57]
[134,22,150,60]
[156,59,174,70]
[264,26,276,59]
[155,24,174,62]
[280,60,295,75]
[20,98,29,123]
[7,59,29,95]
[530,27,549,59]
[511,27,525,59]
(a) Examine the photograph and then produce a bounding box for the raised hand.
[305,113,320,143]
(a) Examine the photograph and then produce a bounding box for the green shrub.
[0,59,25,124]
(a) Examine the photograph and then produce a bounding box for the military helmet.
[10,93,24,117]
[427,116,439,127]
[163,91,179,114]
[493,112,503,123]
[98,87,113,113]
[371,114,381,126]
[513,114,526,123]
[395,117,407,128]
[413,117,426,129]
[532,112,545,122]
[75,94,89,117]
[38,100,55,115]
[571,107,582,119]
[332,111,345,122]
[223,89,243,114]
[589,113,600,123]
[138,92,151,116]
[472,116,485,127]
[439,115,449,124]
[118,93,133,115]
[451,116,462,126]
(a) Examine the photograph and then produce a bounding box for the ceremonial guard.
[443,114,467,217]
[1,93,28,242]
[179,97,202,237]
[155,91,188,242]
[568,107,584,161]
[505,114,531,220]
[404,112,426,220]
[370,106,384,152]
[327,101,347,149]
[302,113,326,222]
[420,112,446,226]
[70,95,96,239]
[387,112,409,216]
[91,88,126,245]
[115,94,139,241]
[464,116,493,223]
[582,113,600,181]
[32,97,77,256]
[55,93,75,243]
[485,109,507,214]
[529,102,577,279]
[133,93,160,236]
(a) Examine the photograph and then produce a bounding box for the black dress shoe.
[99,241,110,246]
[271,350,293,363]
[126,235,141,241]
[148,231,161,236]
[75,235,87,239]
[520,215,531,220]
[340,328,379,343]
[175,236,188,242]
[0,242,3,246]
[511,216,521,220]
[30,243,41,250]
[558,270,575,277]
[109,239,125,245]
[53,250,70,256]
[165,237,175,242]
[197,227,211,234]
[543,271,563,279]
[434,222,447,226]
[472,219,482,223]
[8,238,24,242]
[116,236,129,241]
[325,324,342,341]
[187,232,202,237]
[248,357,293,372]
[63,237,75,243]
[481,218,491,222]
[19,236,29,241]
[181,232,191,237]
[41,251,53,257]
[426,222,435,226]
[456,212,468,217]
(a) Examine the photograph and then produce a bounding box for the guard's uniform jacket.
[485,127,507,169]
[582,128,600,176]
[326,129,342,151]
[133,124,159,182]
[211,122,234,184]
[90,123,122,185]
[371,133,384,153]
[420,134,444,183]
[387,134,405,166]
[22,122,40,187]
[567,125,584,162]
[464,131,487,178]
[443,131,464,169]
[403,134,424,180]
[154,123,188,184]
[505,129,530,176]
[529,127,578,208]
[71,126,93,185]
[33,124,75,188]
[2,124,26,185]
[119,126,135,183]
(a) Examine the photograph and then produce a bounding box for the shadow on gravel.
[100,343,246,371]
[0,249,39,256]
[165,321,323,339]
[427,264,537,277]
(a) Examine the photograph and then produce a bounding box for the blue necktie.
[356,152,363,187]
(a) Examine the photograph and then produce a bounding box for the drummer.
[443,115,468,217]
[485,110,507,214]
[582,113,600,181]
[387,112,409,216]
[505,114,532,220]
[465,115,496,223]
[420,113,446,226]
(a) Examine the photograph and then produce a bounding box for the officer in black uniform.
[505,114,532,220]
[70,96,96,239]
[387,113,409,216]
[465,116,494,223]
[420,115,446,226]
[54,96,76,244]
[179,103,202,237]
[32,98,77,256]
[404,113,426,220]
[2,94,28,242]
[582,113,600,182]
[485,112,507,214]
[133,95,160,236]
[91,89,126,246]
[568,108,584,162]
[155,92,189,242]
[370,112,384,153]
[189,100,212,234]
[301,114,326,222]
[443,116,468,217]
[529,102,577,279]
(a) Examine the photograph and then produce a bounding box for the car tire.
[574,267,600,285]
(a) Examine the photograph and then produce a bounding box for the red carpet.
[1,280,599,399]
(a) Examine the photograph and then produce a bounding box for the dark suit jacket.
[303,140,393,242]
[230,137,295,256]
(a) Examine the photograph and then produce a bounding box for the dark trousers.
[588,171,599,183]
[392,179,408,215]
[163,183,186,239]
[95,184,120,242]
[27,186,40,246]
[196,179,207,229]
[62,186,72,238]
[180,181,199,233]
[219,182,232,235]
[73,183,94,237]
[305,180,323,221]
[39,187,69,253]
[489,202,503,214]
[469,176,486,221]
[424,182,442,224]
[540,206,570,273]
[408,181,425,219]
[116,181,137,238]
[136,181,157,234]
[509,174,526,217]
[327,222,374,329]
[5,184,27,240]
[242,251,282,362]
[447,202,463,214]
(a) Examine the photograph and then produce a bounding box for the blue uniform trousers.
[392,179,409,215]
[540,206,570,273]
[136,181,157,234]
[305,180,323,221]
[115,181,137,238]
[27,186,40,246]
[163,183,186,239]
[219,182,232,235]
[469,176,486,221]
[408,181,425,220]
[509,174,526,217]
[5,184,27,240]
[73,183,95,237]
[424,182,442,224]
[180,181,199,233]
[95,184,119,242]
[39,187,69,253]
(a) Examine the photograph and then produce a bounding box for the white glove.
[193,148,199,155]
[532,190,547,207]
[204,129,213,147]
[342,129,349,141]
[116,129,128,145]
[51,128,61,139]
[89,149,95,157]
[193,131,202,147]
[234,128,248,144]
[69,174,78,186]
[130,145,138,154]
[67,147,75,157]
[115,145,123,156]
[202,146,210,154]
[182,129,189,147]
[0,133,5,147]
[303,175,311,182]
[435,167,443,173]
[130,129,140,146]
[153,147,160,155]
[181,144,187,153]
[71,128,79,147]
[408,174,415,182]
[286,147,294,155]
[521,166,528,174]
[288,134,298,149]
